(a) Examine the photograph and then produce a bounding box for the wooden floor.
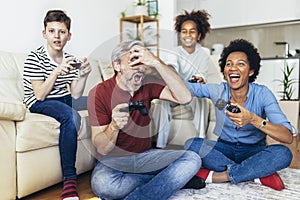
[21,136,300,200]
[20,171,98,200]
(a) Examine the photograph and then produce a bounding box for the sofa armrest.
[0,100,26,121]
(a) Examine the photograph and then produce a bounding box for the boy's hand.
[78,57,92,77]
[54,57,75,75]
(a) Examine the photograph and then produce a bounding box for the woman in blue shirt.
[184,39,293,191]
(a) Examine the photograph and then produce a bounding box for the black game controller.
[120,100,148,116]
[188,78,199,83]
[225,104,241,113]
[215,99,241,113]
[69,59,82,69]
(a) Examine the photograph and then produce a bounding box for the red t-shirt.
[88,75,165,157]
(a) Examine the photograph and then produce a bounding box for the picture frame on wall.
[148,0,158,17]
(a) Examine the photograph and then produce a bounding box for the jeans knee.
[270,144,293,168]
[279,145,293,167]
[184,151,202,172]
[92,174,124,199]
[91,179,110,199]
[62,108,81,130]
[184,138,204,153]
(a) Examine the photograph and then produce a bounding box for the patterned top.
[23,45,78,108]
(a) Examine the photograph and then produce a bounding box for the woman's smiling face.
[224,51,254,90]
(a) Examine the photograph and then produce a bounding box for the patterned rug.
[169,168,300,200]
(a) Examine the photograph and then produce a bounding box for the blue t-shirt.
[186,81,293,144]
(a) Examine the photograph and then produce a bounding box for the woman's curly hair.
[219,39,261,82]
[174,10,211,42]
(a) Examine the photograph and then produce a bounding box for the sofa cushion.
[0,51,27,121]
[171,105,194,120]
[16,110,91,152]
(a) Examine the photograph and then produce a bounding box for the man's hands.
[128,45,162,71]
[111,103,130,130]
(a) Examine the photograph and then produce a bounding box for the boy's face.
[42,21,71,52]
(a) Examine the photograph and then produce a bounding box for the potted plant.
[134,0,148,16]
[276,60,299,134]
[277,63,298,100]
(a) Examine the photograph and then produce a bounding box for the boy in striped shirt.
[23,10,92,200]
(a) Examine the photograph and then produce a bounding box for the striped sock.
[61,179,78,200]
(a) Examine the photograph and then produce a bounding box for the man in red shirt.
[88,40,205,200]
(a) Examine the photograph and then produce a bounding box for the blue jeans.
[29,95,87,181]
[184,138,292,184]
[91,149,201,200]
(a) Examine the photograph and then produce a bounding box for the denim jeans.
[184,138,293,184]
[91,149,201,200]
[29,95,87,181]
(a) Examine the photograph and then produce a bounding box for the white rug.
[169,168,300,200]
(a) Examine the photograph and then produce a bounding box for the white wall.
[0,0,176,59]
[0,0,140,57]
[197,0,300,28]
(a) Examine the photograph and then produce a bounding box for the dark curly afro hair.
[174,10,211,42]
[219,39,261,82]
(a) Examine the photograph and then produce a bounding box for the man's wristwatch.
[259,119,267,129]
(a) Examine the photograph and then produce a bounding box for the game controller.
[225,104,241,113]
[188,78,199,83]
[69,59,82,69]
[215,99,241,113]
[120,100,148,116]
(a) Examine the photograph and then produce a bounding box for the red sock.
[61,179,78,199]
[196,168,211,181]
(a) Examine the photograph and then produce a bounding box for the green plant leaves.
[275,63,298,100]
